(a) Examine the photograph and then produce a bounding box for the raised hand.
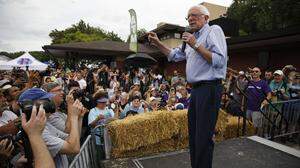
[148,32,160,46]
[182,32,196,47]
[21,105,46,136]
[0,139,14,157]
[71,100,85,117]
[66,89,75,105]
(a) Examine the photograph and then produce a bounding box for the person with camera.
[21,104,55,168]
[18,88,86,168]
[42,82,69,133]
[269,70,290,101]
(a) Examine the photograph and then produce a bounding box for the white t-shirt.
[88,107,114,126]
[77,79,87,89]
[0,110,18,127]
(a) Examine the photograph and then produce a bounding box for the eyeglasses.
[51,88,63,93]
[252,70,260,73]
[185,14,204,20]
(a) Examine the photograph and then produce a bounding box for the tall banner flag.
[129,9,138,53]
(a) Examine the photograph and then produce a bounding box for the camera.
[71,89,92,109]
[0,134,23,158]
[72,89,85,100]
[20,100,56,120]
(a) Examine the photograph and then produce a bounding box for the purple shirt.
[246,80,271,111]
[178,97,190,109]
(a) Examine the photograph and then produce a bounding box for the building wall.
[228,52,259,71]
[161,38,182,48]
[269,49,300,70]
[200,2,228,21]
[228,48,300,72]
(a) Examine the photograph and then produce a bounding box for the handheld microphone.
[181,26,192,52]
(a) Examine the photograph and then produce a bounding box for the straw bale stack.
[107,109,253,158]
[223,116,255,139]
[107,111,178,152]
[111,138,176,158]
[214,109,229,141]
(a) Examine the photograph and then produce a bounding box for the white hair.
[190,5,210,23]
[197,5,210,16]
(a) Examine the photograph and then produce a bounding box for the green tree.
[0,51,25,59]
[0,51,53,62]
[227,0,300,35]
[126,28,147,43]
[49,20,123,44]
[29,51,51,62]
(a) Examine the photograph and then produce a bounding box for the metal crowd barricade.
[261,99,300,140]
[69,135,99,168]
[69,124,113,168]
[89,124,112,159]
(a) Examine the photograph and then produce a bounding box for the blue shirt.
[120,103,144,119]
[168,24,227,83]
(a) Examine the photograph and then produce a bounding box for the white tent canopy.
[0,52,48,71]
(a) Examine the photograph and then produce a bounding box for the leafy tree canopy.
[227,0,300,35]
[49,20,123,44]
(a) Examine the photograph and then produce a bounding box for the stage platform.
[101,136,300,168]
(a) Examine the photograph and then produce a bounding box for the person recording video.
[18,88,87,168]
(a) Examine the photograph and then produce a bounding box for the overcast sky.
[0,0,233,52]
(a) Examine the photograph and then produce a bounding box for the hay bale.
[111,138,176,158]
[107,109,242,159]
[174,137,189,149]
[107,111,178,152]
[170,110,188,139]
[215,109,229,141]
[224,116,255,139]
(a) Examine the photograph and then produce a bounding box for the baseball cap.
[274,70,284,76]
[42,82,59,92]
[18,88,55,103]
[175,103,184,110]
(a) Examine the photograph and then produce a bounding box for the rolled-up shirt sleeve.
[207,26,227,69]
[167,47,186,62]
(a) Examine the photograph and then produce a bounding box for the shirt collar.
[194,23,209,38]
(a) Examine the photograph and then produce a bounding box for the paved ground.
[101,137,300,168]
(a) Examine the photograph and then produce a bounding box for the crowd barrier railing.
[261,99,300,140]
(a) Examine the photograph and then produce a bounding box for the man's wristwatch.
[193,42,201,50]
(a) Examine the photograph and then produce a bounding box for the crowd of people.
[0,63,299,167]
[222,65,300,135]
